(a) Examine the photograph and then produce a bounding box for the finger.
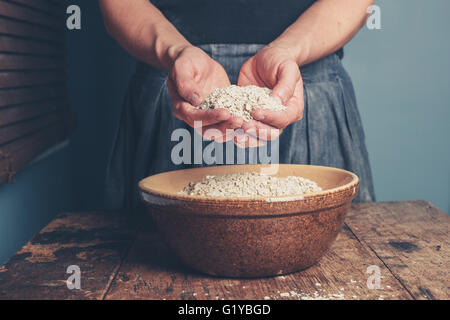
[251,105,298,129]
[270,60,300,105]
[242,120,283,141]
[234,134,266,148]
[169,79,231,127]
[237,59,254,87]
[283,79,304,122]
[169,61,203,106]
[234,129,267,148]
[201,117,244,142]
[253,78,303,129]
[178,103,231,127]
[237,58,266,87]
[197,125,228,143]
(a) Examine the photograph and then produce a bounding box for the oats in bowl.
[179,172,322,198]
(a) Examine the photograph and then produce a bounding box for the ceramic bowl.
[139,164,359,278]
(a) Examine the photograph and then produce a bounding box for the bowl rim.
[138,164,359,204]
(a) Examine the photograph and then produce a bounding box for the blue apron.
[105,44,376,214]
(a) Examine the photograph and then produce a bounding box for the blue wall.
[343,0,450,212]
[0,146,74,264]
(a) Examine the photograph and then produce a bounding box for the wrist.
[269,36,311,66]
[145,20,193,70]
[165,43,193,68]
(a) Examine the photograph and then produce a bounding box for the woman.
[100,0,376,214]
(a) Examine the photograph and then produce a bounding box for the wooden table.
[0,201,448,300]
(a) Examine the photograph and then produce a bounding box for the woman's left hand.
[237,45,304,147]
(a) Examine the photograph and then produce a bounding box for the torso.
[151,0,316,44]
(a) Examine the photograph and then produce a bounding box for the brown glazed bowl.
[139,164,359,278]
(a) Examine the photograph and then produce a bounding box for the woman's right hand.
[168,46,243,142]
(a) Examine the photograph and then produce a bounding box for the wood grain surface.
[0,0,71,185]
[0,85,66,108]
[0,212,136,299]
[0,54,66,70]
[0,17,64,42]
[0,99,65,127]
[0,201,448,300]
[0,1,61,29]
[0,71,65,88]
[347,201,449,300]
[0,112,64,144]
[10,0,63,17]
[0,122,67,184]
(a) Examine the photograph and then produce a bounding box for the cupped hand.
[168,46,243,142]
[237,45,304,147]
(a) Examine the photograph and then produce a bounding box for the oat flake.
[179,172,322,198]
[198,85,287,122]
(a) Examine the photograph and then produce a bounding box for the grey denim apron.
[105,44,376,214]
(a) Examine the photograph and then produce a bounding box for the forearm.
[271,0,374,66]
[99,0,191,70]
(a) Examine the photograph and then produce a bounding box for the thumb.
[237,59,254,87]
[270,60,300,105]
[170,65,203,106]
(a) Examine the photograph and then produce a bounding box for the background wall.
[343,0,450,212]
[0,145,74,263]
[1,0,449,264]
